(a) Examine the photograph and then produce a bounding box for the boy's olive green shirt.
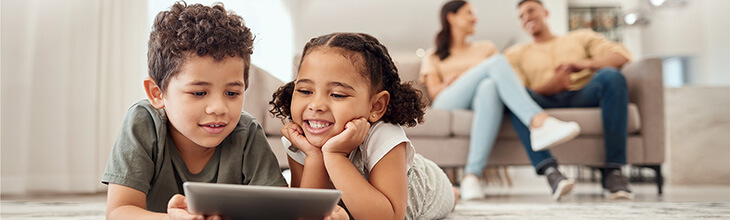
[102,100,287,212]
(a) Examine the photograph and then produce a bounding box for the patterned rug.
[447,201,730,219]
[2,200,729,219]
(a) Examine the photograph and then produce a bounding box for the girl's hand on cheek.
[322,118,370,156]
[281,122,321,156]
[324,205,349,220]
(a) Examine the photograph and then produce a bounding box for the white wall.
[291,0,527,65]
[543,0,568,35]
[640,0,730,85]
[292,0,729,85]
[148,0,296,82]
[699,0,729,85]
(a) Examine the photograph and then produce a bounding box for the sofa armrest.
[621,58,665,164]
[243,65,285,131]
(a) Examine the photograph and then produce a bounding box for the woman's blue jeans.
[507,67,629,175]
[431,54,542,177]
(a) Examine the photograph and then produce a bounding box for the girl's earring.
[372,114,377,118]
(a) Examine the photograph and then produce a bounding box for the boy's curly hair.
[270,33,426,127]
[148,1,253,92]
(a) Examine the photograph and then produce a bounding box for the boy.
[102,2,287,219]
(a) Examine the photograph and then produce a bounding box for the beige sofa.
[243,57,665,194]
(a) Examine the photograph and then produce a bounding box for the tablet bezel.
[183,182,342,220]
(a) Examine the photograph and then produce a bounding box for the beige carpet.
[2,200,729,220]
[3,184,729,220]
[448,201,730,219]
[1,200,106,220]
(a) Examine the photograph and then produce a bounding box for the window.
[662,56,689,87]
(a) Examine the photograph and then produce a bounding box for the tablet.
[183,182,342,220]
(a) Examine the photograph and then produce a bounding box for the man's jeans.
[508,68,629,175]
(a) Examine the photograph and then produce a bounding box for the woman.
[421,0,580,200]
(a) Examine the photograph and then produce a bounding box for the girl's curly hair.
[148,1,253,92]
[270,33,426,127]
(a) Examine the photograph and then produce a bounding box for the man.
[505,0,633,201]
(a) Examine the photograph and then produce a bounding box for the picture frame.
[568,6,623,42]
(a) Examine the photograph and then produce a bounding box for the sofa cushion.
[395,58,420,82]
[267,135,289,168]
[452,103,641,137]
[243,65,274,121]
[243,65,288,136]
[451,109,475,137]
[395,58,431,104]
[403,108,451,137]
[263,114,285,136]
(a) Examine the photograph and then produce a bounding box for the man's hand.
[534,66,572,96]
[536,59,594,96]
[166,194,220,220]
[281,122,321,156]
[321,118,370,156]
[556,59,593,73]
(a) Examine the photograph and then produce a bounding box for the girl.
[422,0,580,200]
[270,33,455,219]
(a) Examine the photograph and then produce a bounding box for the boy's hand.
[166,194,201,220]
[166,194,220,220]
[281,122,321,156]
[321,118,370,156]
[324,205,349,220]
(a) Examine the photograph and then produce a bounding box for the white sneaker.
[530,117,580,151]
[460,175,485,200]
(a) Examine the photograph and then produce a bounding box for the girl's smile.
[304,119,334,135]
